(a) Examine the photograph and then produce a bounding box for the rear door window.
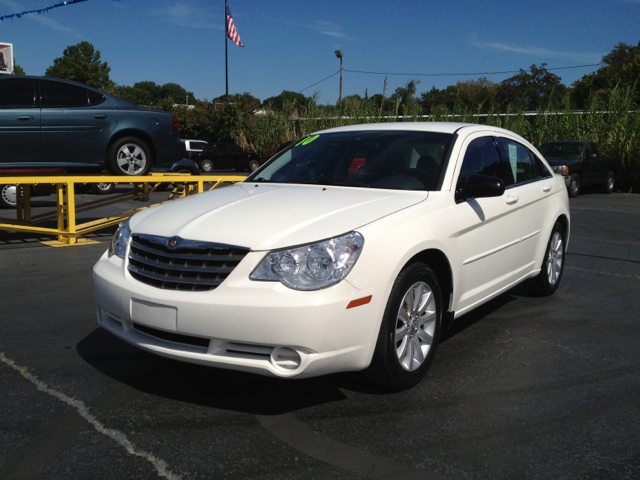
[43,80,89,107]
[496,138,538,185]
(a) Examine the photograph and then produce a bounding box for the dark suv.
[192,143,263,173]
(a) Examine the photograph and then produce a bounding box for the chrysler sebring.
[93,123,570,389]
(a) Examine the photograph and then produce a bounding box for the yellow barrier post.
[65,181,77,245]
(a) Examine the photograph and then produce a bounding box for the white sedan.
[93,123,569,389]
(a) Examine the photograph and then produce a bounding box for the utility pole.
[225,0,229,98]
[335,50,343,110]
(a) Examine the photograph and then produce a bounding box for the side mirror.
[588,153,597,159]
[456,174,505,203]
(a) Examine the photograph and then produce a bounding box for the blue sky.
[1,0,639,105]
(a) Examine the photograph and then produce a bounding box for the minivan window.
[43,80,89,107]
[0,78,37,108]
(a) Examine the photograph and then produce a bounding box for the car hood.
[130,183,428,250]
[544,157,581,165]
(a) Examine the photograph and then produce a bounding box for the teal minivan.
[0,76,184,176]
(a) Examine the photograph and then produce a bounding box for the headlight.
[552,165,569,176]
[250,232,364,290]
[108,219,131,258]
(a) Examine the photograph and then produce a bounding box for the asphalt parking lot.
[1,189,639,480]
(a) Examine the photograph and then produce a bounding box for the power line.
[343,63,604,77]
[298,62,604,95]
[300,70,340,93]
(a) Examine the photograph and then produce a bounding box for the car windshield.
[250,130,454,190]
[539,142,583,159]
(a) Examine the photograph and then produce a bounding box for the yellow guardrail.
[0,173,246,246]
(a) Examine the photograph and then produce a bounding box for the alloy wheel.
[116,143,147,175]
[546,231,564,286]
[394,281,437,371]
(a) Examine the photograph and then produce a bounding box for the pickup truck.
[190,143,262,173]
[538,141,620,197]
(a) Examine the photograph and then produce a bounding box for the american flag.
[226,4,244,47]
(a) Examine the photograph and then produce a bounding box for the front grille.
[128,234,250,291]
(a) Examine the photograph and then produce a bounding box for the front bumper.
[93,249,390,379]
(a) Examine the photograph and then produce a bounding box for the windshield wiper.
[295,179,370,188]
[251,177,276,183]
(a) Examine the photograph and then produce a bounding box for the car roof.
[315,122,527,139]
[2,75,141,109]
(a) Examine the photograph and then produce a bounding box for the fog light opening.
[271,347,302,370]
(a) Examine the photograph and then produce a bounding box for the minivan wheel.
[366,263,442,389]
[108,137,152,176]
[0,184,17,209]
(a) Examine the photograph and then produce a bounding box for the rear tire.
[603,172,615,194]
[530,222,566,296]
[366,263,442,390]
[108,137,152,176]
[248,159,260,172]
[568,173,580,198]
[200,159,214,173]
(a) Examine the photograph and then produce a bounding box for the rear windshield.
[539,142,583,159]
[250,130,454,191]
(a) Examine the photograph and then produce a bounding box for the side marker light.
[346,296,372,309]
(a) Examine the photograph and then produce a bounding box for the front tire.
[530,222,566,296]
[568,173,580,198]
[108,137,152,176]
[366,263,442,389]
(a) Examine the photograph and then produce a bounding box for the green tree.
[496,63,567,110]
[160,82,196,105]
[571,41,640,108]
[263,90,310,111]
[12,58,25,75]
[208,92,262,144]
[113,85,153,105]
[45,41,114,89]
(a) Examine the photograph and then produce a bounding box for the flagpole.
[225,0,229,98]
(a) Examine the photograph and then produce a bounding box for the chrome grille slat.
[128,264,223,286]
[128,234,249,291]
[130,241,248,262]
[129,255,235,275]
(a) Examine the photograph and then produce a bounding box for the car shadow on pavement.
[77,291,522,415]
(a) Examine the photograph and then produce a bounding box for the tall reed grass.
[238,85,640,192]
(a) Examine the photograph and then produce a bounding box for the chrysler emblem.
[167,237,180,249]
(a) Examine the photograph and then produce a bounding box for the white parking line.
[0,352,181,480]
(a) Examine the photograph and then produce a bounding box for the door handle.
[505,194,519,205]
[542,184,552,193]
[16,115,33,121]
[93,114,108,119]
